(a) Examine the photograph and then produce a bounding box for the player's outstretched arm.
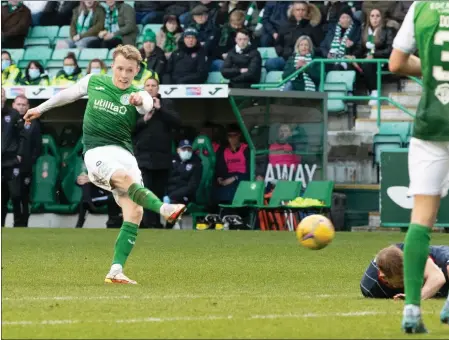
[129,90,154,115]
[388,1,422,77]
[23,74,92,122]
[421,258,446,300]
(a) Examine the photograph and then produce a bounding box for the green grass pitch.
[2,229,449,339]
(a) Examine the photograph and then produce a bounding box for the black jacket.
[166,40,209,84]
[20,119,42,173]
[354,26,395,59]
[133,96,181,170]
[275,18,324,60]
[1,106,27,168]
[166,153,202,203]
[186,19,219,56]
[221,44,262,88]
[140,46,167,81]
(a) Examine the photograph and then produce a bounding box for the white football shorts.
[408,137,449,198]
[84,145,143,203]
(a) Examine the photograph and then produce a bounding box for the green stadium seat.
[264,71,283,89]
[325,71,356,92]
[137,24,143,34]
[31,135,61,211]
[4,49,24,64]
[79,48,109,61]
[47,48,79,68]
[30,26,59,40]
[78,60,90,68]
[373,135,403,164]
[58,26,70,38]
[19,46,52,68]
[24,37,51,48]
[327,91,347,113]
[257,47,277,66]
[377,122,411,144]
[374,144,403,165]
[47,68,60,79]
[259,180,302,209]
[219,181,265,209]
[323,82,347,91]
[107,48,116,59]
[206,71,229,84]
[143,24,161,34]
[302,181,334,209]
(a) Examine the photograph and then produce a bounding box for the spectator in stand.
[186,4,219,57]
[260,1,290,47]
[40,1,78,26]
[1,0,32,49]
[163,139,202,229]
[266,1,322,72]
[320,6,361,71]
[1,88,28,227]
[354,8,394,106]
[221,28,262,89]
[361,1,400,29]
[12,95,41,227]
[57,0,105,49]
[210,9,245,72]
[282,36,320,92]
[86,58,107,75]
[166,28,209,85]
[214,124,250,204]
[156,14,183,60]
[51,52,83,86]
[134,1,165,25]
[23,1,47,26]
[183,0,226,27]
[18,61,50,86]
[139,29,167,82]
[93,0,137,49]
[133,76,181,228]
[1,51,22,86]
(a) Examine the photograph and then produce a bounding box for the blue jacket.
[262,1,291,35]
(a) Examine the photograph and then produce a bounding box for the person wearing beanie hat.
[165,24,208,84]
[139,29,167,81]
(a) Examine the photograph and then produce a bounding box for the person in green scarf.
[61,0,105,49]
[1,0,32,48]
[156,14,183,59]
[282,36,320,92]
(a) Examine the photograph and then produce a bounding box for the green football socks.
[404,223,431,306]
[112,222,138,266]
[127,183,163,213]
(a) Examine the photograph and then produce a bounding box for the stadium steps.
[354,118,413,133]
[368,104,416,120]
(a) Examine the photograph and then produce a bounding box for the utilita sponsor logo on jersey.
[93,98,127,115]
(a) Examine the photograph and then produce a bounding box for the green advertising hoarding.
[380,149,449,227]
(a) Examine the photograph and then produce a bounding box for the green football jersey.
[83,75,142,154]
[393,1,449,141]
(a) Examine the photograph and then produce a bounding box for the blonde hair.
[295,35,314,55]
[230,10,245,25]
[113,44,143,64]
[376,245,404,288]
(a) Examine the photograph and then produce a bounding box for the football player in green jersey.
[389,1,449,333]
[24,45,186,285]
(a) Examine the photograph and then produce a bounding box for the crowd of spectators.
[2,0,412,92]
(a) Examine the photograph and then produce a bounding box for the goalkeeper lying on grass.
[360,244,449,300]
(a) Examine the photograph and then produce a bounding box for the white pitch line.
[2,293,357,302]
[1,310,398,327]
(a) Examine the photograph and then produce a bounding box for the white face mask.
[179,150,192,161]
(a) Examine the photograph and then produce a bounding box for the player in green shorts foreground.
[23,45,186,285]
[389,1,449,334]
